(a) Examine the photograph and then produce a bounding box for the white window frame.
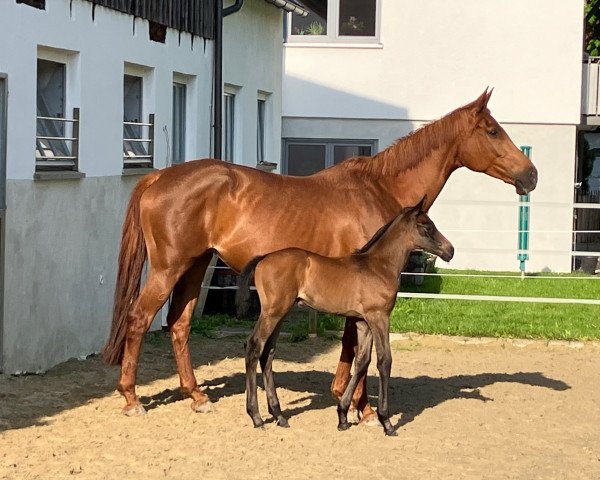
[223,84,241,164]
[36,46,80,173]
[257,91,271,165]
[172,72,197,165]
[283,138,378,175]
[123,63,155,170]
[285,0,381,45]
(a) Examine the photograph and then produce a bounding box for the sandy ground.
[0,332,599,480]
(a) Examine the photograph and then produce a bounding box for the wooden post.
[308,308,318,338]
[194,254,219,318]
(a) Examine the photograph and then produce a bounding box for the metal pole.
[518,146,532,278]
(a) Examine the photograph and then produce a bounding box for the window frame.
[172,81,187,165]
[285,0,381,45]
[283,138,377,175]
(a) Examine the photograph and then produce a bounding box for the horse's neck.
[372,121,464,209]
[366,222,413,276]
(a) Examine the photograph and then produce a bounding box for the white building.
[0,0,303,373]
[281,0,589,273]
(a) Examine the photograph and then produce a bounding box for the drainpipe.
[213,0,244,160]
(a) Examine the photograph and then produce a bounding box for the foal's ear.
[405,196,427,216]
[473,87,493,114]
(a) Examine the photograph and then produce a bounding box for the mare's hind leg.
[331,318,377,425]
[118,265,190,415]
[259,322,287,427]
[166,253,213,412]
[337,321,373,431]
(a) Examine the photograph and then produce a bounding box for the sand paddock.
[0,333,599,479]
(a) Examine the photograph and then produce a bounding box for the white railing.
[123,114,154,169]
[35,108,80,171]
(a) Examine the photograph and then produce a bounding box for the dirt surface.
[0,332,599,479]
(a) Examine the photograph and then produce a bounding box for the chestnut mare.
[236,200,454,435]
[102,89,537,418]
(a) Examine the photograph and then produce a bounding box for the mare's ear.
[473,87,493,114]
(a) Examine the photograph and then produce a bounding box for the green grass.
[188,270,600,341]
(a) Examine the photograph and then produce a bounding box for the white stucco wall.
[282,0,584,272]
[223,0,284,169]
[283,0,584,125]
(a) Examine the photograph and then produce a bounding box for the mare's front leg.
[166,254,214,413]
[337,321,373,431]
[331,318,377,424]
[367,313,396,436]
[259,322,287,427]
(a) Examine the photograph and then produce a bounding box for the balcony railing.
[35,108,80,171]
[123,114,154,170]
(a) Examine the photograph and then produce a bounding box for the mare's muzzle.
[515,165,538,195]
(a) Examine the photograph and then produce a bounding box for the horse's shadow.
[140,369,570,428]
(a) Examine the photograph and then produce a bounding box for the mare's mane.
[340,103,479,177]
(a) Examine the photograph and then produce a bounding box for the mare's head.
[403,198,454,262]
[456,88,537,195]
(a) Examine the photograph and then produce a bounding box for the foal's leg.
[245,314,284,428]
[331,318,377,424]
[367,314,396,436]
[337,321,373,431]
[166,253,213,412]
[259,322,287,427]
[117,265,188,415]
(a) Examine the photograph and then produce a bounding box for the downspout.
[213,0,244,160]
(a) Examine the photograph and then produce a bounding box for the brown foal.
[102,89,536,418]
[236,200,454,435]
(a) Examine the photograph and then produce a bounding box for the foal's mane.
[341,103,477,177]
[353,213,401,255]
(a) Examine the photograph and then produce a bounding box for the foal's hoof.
[276,417,290,428]
[252,419,265,429]
[384,428,398,437]
[337,421,351,432]
[122,404,146,417]
[191,399,213,413]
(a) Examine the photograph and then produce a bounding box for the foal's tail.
[235,255,266,319]
[101,171,163,366]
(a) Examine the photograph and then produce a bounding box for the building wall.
[223,0,284,169]
[0,0,287,373]
[282,0,584,272]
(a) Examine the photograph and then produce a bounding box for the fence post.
[518,146,532,277]
[72,107,80,172]
[148,113,155,168]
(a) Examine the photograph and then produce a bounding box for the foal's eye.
[488,128,499,138]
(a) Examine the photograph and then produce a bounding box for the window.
[17,0,45,9]
[123,74,153,169]
[287,0,379,43]
[223,92,235,162]
[172,82,186,164]
[283,139,376,176]
[36,59,79,172]
[257,98,266,164]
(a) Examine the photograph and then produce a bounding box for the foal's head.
[456,88,538,195]
[403,199,454,262]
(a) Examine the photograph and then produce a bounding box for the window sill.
[256,162,278,172]
[122,168,157,176]
[34,171,86,181]
[284,42,383,50]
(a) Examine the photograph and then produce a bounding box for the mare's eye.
[488,128,498,138]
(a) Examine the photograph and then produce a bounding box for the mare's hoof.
[122,404,146,417]
[276,417,290,428]
[360,413,380,427]
[191,399,213,413]
[337,421,351,432]
[347,408,360,424]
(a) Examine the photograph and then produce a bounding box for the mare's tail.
[235,255,266,319]
[101,171,163,366]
